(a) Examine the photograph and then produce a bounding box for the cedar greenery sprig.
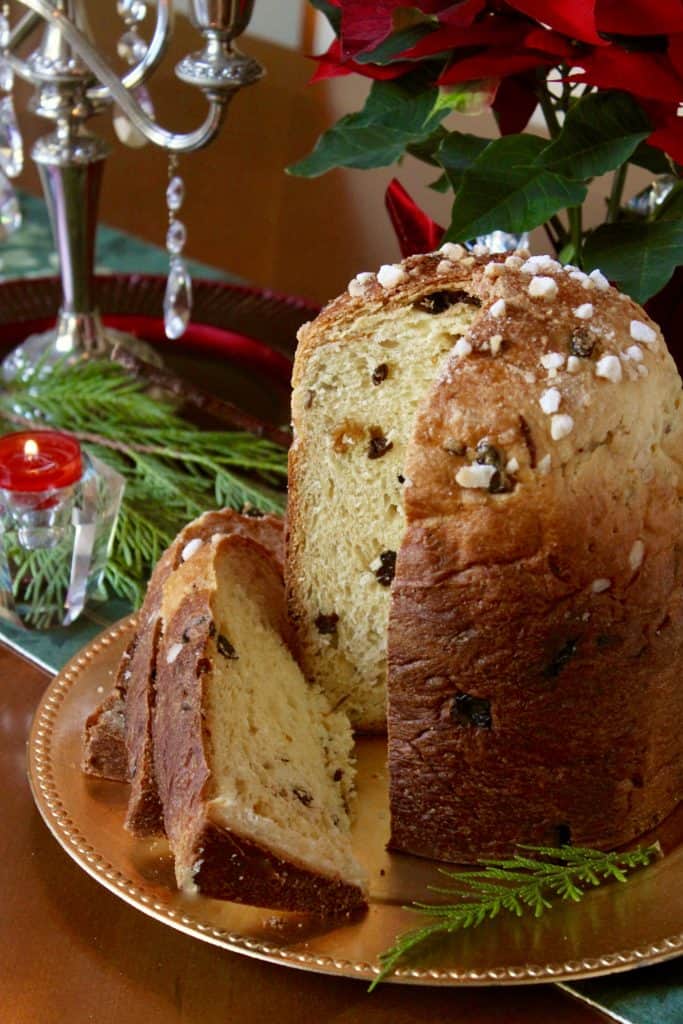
[370,843,659,990]
[0,359,288,611]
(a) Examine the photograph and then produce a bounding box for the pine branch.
[0,359,288,613]
[369,843,659,990]
[110,345,292,448]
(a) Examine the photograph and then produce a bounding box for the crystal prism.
[166,219,187,255]
[0,169,21,237]
[0,57,13,92]
[117,0,147,24]
[113,86,155,147]
[0,96,23,179]
[627,175,676,218]
[0,14,9,49]
[475,230,529,254]
[166,175,185,212]
[164,258,192,340]
[117,30,147,64]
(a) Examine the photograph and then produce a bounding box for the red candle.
[0,430,82,492]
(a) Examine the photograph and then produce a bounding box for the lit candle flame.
[23,439,39,457]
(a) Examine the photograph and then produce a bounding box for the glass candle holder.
[0,430,125,629]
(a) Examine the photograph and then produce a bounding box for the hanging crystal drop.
[114,85,155,147]
[164,258,192,340]
[0,58,12,93]
[117,30,147,63]
[166,219,187,255]
[0,96,23,179]
[0,169,20,237]
[117,0,147,24]
[166,176,184,212]
[0,10,13,96]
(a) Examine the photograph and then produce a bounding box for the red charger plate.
[0,274,319,424]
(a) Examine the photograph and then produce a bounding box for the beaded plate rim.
[28,618,683,986]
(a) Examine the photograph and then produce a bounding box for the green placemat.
[0,598,132,674]
[1,192,231,282]
[561,961,682,1024]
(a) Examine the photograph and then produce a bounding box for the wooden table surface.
[0,643,614,1024]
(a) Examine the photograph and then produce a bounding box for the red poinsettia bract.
[312,0,683,159]
[385,178,444,258]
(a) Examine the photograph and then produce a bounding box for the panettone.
[287,246,683,860]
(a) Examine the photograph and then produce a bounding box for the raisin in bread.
[82,509,284,838]
[154,532,366,912]
[288,246,683,860]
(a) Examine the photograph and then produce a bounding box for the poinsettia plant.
[290,0,683,305]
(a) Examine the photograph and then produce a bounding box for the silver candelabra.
[0,0,263,380]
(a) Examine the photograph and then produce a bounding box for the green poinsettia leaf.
[584,220,683,303]
[288,79,450,178]
[445,134,587,242]
[429,171,450,193]
[437,131,489,191]
[405,127,450,167]
[539,91,650,181]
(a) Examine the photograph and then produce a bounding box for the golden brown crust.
[81,646,131,781]
[123,547,176,836]
[191,819,366,914]
[385,252,683,859]
[388,515,683,859]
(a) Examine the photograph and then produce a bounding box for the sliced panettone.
[82,509,284,839]
[154,533,366,912]
[81,657,130,782]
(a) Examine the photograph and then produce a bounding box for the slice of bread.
[82,509,284,839]
[81,649,131,781]
[154,533,366,913]
[124,510,284,837]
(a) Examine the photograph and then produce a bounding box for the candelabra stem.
[34,131,107,354]
[2,127,161,378]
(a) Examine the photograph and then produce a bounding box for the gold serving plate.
[28,617,683,986]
